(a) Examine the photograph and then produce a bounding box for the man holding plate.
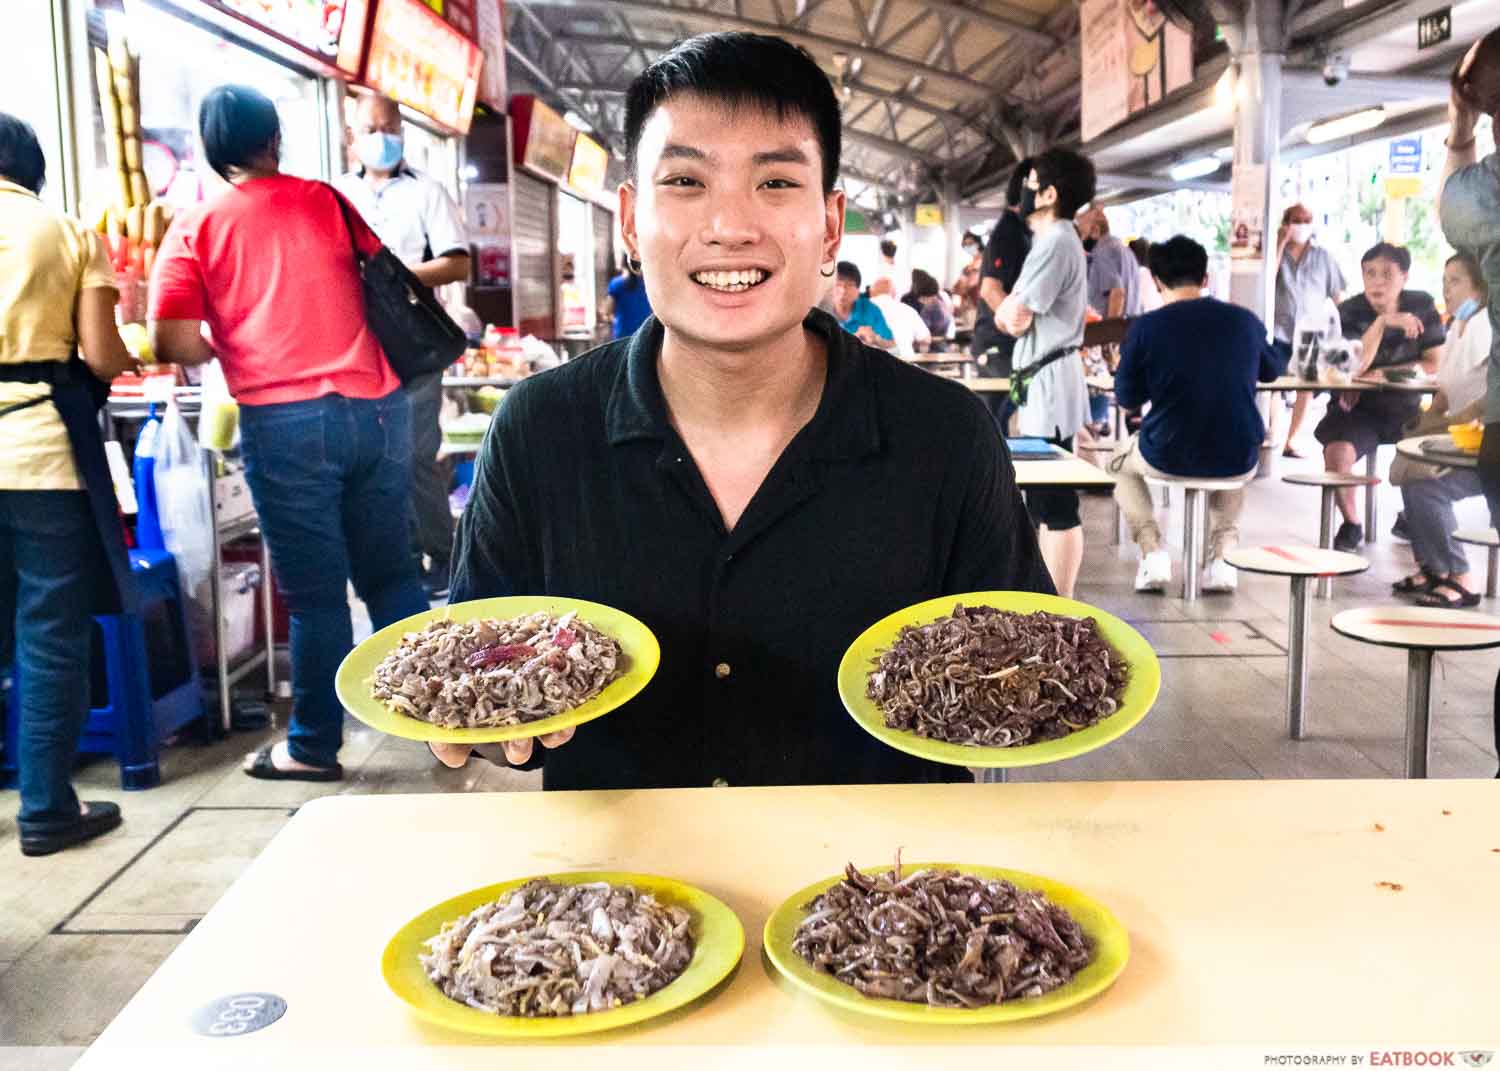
[432,33,1055,789]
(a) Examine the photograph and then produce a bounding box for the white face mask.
[1288,223,1314,244]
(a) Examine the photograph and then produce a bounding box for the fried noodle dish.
[866,605,1127,747]
[792,853,1092,1007]
[371,611,623,728]
[421,879,694,1017]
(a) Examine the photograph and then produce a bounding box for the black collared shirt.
[451,308,1054,790]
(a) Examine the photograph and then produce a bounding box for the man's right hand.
[1385,312,1423,339]
[429,727,576,769]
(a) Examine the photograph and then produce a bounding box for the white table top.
[1223,545,1370,578]
[1258,375,1440,394]
[1453,527,1499,547]
[965,377,1011,394]
[1331,606,1500,650]
[74,781,1500,1068]
[1012,450,1115,490]
[1396,434,1480,469]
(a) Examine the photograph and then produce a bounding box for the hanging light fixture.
[1168,155,1223,181]
[1305,107,1386,145]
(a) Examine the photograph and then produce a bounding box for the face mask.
[1289,223,1314,244]
[1082,237,1098,252]
[1454,297,1482,322]
[1018,186,1038,219]
[355,130,404,172]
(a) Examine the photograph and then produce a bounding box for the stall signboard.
[365,0,483,134]
[200,0,371,75]
[511,95,576,183]
[567,133,609,196]
[1079,0,1193,142]
[914,203,942,227]
[475,0,507,109]
[1388,138,1422,176]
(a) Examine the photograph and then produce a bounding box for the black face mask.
[1082,237,1098,252]
[1018,187,1038,219]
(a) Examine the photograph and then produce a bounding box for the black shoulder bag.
[1009,344,1080,408]
[326,184,467,384]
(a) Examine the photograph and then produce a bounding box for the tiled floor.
[2,442,1497,1062]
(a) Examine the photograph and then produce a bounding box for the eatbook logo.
[1460,1054,1493,1069]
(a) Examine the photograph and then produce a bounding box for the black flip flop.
[1392,572,1437,595]
[1415,578,1481,609]
[243,745,343,782]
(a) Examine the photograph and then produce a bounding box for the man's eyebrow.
[753,146,812,166]
[657,144,710,163]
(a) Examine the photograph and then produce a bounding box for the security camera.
[1322,54,1350,87]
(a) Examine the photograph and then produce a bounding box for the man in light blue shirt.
[831,261,895,349]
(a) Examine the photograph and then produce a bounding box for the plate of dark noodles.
[837,592,1159,768]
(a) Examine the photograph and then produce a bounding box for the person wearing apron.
[1,114,140,855]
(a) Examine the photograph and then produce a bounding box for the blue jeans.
[239,393,428,767]
[1,491,100,828]
[1400,468,1485,576]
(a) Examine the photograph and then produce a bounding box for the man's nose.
[700,188,760,245]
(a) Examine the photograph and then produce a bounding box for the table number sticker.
[191,993,287,1038]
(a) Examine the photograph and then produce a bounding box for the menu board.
[365,0,484,134]
[567,133,609,196]
[205,0,370,74]
[512,96,576,183]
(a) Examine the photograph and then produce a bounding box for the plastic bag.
[197,359,240,451]
[154,395,215,611]
[1289,298,1341,381]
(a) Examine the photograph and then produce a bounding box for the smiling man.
[433,33,1053,790]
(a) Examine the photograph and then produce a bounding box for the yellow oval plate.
[763,862,1129,1025]
[382,871,745,1038]
[838,591,1160,768]
[335,596,660,744]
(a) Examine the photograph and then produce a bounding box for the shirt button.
[712,777,729,788]
[714,662,732,679]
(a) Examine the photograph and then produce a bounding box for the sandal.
[243,745,343,782]
[1415,578,1481,609]
[1392,571,1437,595]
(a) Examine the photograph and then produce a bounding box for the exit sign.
[1418,7,1451,50]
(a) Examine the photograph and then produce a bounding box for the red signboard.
[365,0,484,134]
[199,0,371,75]
[510,95,576,183]
[474,0,507,110]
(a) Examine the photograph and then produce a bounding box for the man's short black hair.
[1148,236,1209,289]
[910,269,940,298]
[625,32,841,194]
[0,112,46,193]
[835,260,861,286]
[1031,147,1095,221]
[199,85,280,180]
[1128,237,1152,265]
[1006,156,1034,208]
[1361,241,1411,274]
[879,238,897,259]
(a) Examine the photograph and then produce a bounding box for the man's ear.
[823,187,847,268]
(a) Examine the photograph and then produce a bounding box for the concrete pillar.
[1226,0,1285,322]
[942,175,964,286]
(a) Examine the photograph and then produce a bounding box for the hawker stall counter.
[75,779,1499,1067]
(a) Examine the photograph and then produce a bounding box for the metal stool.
[1282,472,1381,597]
[1224,546,1368,740]
[1330,606,1500,778]
[1145,474,1253,602]
[1453,528,1500,598]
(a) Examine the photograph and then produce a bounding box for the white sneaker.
[1202,558,1238,593]
[1134,550,1171,592]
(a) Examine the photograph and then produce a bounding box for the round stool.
[1282,472,1382,598]
[1224,546,1368,740]
[1146,474,1253,602]
[1330,606,1500,778]
[1454,528,1499,598]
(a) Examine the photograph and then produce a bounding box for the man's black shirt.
[969,210,1032,373]
[451,308,1055,791]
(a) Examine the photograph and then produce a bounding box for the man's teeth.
[693,269,768,291]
